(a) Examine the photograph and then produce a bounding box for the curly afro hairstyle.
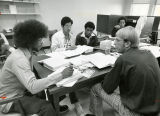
[13,19,48,48]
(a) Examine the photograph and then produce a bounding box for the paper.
[56,69,83,87]
[41,57,70,71]
[59,45,93,58]
[59,50,80,58]
[46,52,65,59]
[47,67,65,78]
[82,69,95,78]
[139,42,151,47]
[140,45,160,58]
[85,53,117,69]
[68,55,89,67]
[9,5,17,14]
[100,40,112,50]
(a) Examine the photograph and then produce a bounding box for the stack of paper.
[68,55,89,67]
[59,45,93,58]
[140,45,160,58]
[46,52,65,59]
[85,53,117,69]
[41,57,70,71]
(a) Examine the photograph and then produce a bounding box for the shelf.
[0,13,40,15]
[0,0,40,3]
[4,32,13,36]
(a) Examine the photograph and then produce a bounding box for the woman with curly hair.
[0,20,73,116]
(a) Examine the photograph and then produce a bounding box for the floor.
[60,88,116,116]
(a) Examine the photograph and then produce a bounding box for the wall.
[122,0,132,15]
[0,0,125,37]
[39,0,125,37]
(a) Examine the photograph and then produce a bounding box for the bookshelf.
[0,0,40,15]
[0,0,40,44]
[0,0,40,3]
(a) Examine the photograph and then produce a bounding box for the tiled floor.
[60,88,116,116]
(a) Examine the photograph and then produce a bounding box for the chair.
[0,95,37,116]
[0,55,6,63]
[41,29,57,54]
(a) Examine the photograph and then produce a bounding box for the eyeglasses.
[115,37,128,42]
[115,37,123,42]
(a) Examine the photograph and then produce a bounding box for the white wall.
[39,0,125,37]
[0,0,125,36]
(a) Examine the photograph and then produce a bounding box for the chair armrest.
[0,95,23,105]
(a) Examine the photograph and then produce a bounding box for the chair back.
[41,30,57,49]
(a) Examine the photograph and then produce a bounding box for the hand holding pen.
[61,63,74,79]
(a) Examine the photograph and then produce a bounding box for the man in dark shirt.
[89,26,160,116]
[111,17,127,37]
[75,21,99,47]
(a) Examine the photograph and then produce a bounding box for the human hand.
[114,25,121,29]
[66,46,77,50]
[61,64,74,78]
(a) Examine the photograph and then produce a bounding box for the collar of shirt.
[18,48,38,71]
[81,32,95,44]
[18,48,32,61]
[81,31,95,39]
[60,30,72,39]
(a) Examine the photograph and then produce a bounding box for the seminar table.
[33,54,112,116]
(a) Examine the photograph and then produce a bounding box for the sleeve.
[75,34,81,45]
[111,27,118,37]
[0,33,9,45]
[51,34,60,51]
[1,44,10,55]
[93,35,99,46]
[102,56,122,94]
[11,58,63,94]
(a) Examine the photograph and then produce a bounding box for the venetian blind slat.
[133,0,150,4]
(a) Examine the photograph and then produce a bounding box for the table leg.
[52,95,60,116]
